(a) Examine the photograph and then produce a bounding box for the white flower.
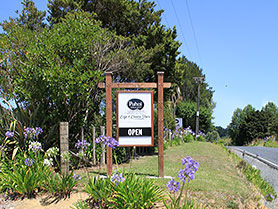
[29,141,43,152]
[43,158,53,167]
[46,147,59,157]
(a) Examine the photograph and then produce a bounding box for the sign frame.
[116,90,154,147]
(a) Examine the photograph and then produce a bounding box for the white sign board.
[175,118,183,128]
[117,91,153,146]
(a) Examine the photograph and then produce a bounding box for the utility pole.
[193,77,204,137]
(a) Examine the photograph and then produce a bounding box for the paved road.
[229,146,278,166]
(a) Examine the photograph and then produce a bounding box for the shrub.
[264,136,278,148]
[0,151,52,198]
[45,171,80,198]
[215,137,232,146]
[205,131,220,142]
[183,134,194,143]
[84,176,112,207]
[109,173,164,209]
[84,171,164,208]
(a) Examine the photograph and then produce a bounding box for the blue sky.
[1,0,278,128]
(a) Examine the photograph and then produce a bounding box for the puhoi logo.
[127,99,144,110]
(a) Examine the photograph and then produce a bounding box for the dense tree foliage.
[0,0,215,148]
[176,101,213,133]
[1,10,139,144]
[227,102,278,145]
[215,126,227,137]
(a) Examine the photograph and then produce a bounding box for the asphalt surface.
[229,146,278,166]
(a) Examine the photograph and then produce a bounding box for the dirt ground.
[0,192,89,209]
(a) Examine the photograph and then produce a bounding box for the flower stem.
[177,180,185,208]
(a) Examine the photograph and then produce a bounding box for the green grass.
[80,142,265,208]
[264,139,278,148]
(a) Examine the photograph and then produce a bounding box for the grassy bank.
[85,142,265,208]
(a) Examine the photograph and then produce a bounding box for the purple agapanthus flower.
[182,156,194,166]
[111,170,125,185]
[96,135,119,149]
[24,158,34,167]
[96,135,106,144]
[178,156,199,182]
[75,139,91,150]
[167,178,180,192]
[72,174,82,180]
[178,168,195,182]
[5,131,14,138]
[106,137,119,149]
[24,127,43,139]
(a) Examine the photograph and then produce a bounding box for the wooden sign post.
[99,71,170,177]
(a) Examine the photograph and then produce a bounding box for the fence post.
[101,126,106,167]
[60,122,69,174]
[92,126,96,165]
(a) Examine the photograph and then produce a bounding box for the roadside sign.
[175,118,183,128]
[117,91,154,146]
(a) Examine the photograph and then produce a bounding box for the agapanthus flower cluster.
[73,174,82,180]
[164,126,195,140]
[96,135,106,144]
[179,156,199,182]
[24,127,43,139]
[184,127,194,135]
[24,158,34,167]
[167,178,180,192]
[75,139,90,150]
[29,141,43,152]
[195,131,206,138]
[111,170,125,185]
[171,127,184,139]
[5,131,14,138]
[167,156,199,193]
[46,147,59,157]
[164,127,172,133]
[43,158,53,167]
[96,135,119,149]
[264,136,275,142]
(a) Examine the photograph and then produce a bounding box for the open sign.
[117,91,153,147]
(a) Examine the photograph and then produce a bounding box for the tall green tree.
[47,0,182,87]
[237,110,269,145]
[227,104,255,145]
[1,0,46,31]
[261,102,278,136]
[175,56,214,108]
[0,10,140,145]
[48,0,162,36]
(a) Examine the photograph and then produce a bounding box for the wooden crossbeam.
[98,82,171,89]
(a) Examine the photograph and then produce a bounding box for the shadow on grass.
[87,170,157,178]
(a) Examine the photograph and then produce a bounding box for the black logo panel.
[127,99,144,110]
